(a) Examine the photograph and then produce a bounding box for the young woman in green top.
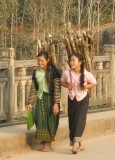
[27,51,61,152]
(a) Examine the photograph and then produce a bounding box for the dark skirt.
[68,93,89,145]
[34,92,59,141]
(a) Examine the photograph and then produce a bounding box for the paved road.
[3,133,115,160]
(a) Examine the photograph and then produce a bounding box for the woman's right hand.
[66,82,75,90]
[61,81,75,90]
[27,104,32,110]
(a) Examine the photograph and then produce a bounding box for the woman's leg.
[72,94,89,151]
[68,94,89,153]
[73,94,89,140]
[68,97,78,145]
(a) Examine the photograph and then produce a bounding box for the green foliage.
[14,34,37,60]
[102,30,110,45]
[0,0,114,59]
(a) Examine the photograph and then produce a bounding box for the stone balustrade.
[0,45,115,122]
[90,56,111,108]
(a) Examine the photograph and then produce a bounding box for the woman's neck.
[72,67,81,74]
[39,66,47,71]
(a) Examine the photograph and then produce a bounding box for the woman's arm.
[54,78,61,104]
[53,78,61,115]
[61,81,74,90]
[51,66,61,115]
[60,70,74,89]
[84,83,96,90]
[61,81,68,88]
[27,80,37,110]
[84,72,97,90]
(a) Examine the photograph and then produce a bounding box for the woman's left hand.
[53,103,59,115]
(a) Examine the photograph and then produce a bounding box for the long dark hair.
[70,53,85,89]
[37,51,51,86]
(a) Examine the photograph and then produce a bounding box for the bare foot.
[72,142,80,154]
[37,141,46,151]
[42,141,52,152]
[79,140,85,150]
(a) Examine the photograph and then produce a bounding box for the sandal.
[79,140,85,150]
[72,147,80,154]
[42,142,52,152]
[37,141,46,151]
[79,146,85,150]
[72,142,80,154]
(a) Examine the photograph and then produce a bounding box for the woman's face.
[70,55,81,70]
[37,56,49,69]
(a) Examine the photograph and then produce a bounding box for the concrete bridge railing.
[0,45,115,121]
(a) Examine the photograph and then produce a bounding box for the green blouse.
[28,66,61,105]
[35,68,49,99]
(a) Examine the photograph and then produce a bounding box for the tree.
[102,30,110,45]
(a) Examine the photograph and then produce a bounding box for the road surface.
[2,133,115,160]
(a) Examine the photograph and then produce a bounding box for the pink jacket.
[61,69,97,101]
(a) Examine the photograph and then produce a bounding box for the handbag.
[26,109,35,130]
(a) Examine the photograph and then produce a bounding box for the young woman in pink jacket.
[61,52,97,154]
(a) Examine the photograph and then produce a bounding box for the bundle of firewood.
[37,38,57,66]
[64,29,94,71]
[37,29,94,72]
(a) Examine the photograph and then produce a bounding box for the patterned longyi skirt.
[34,92,59,141]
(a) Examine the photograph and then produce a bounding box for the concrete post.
[0,48,15,121]
[8,48,15,121]
[111,45,115,106]
[104,45,115,106]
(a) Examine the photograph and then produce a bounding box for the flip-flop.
[42,143,52,152]
[72,142,80,154]
[72,147,80,154]
[37,141,46,151]
[79,146,85,151]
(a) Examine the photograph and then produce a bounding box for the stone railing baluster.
[17,68,26,112]
[0,82,6,113]
[14,81,19,113]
